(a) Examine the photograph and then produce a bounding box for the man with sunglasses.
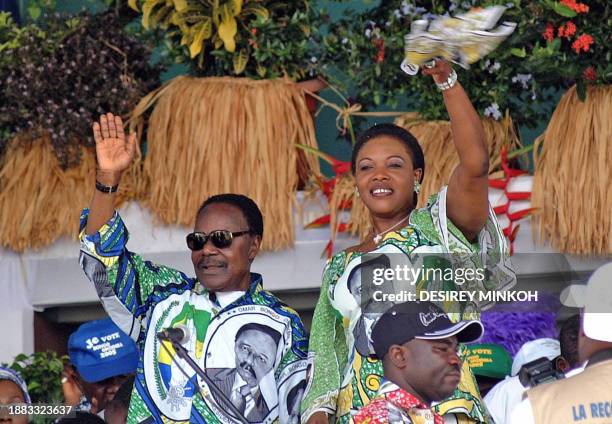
[78,113,308,423]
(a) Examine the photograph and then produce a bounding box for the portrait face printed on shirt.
[234,324,280,388]
[191,203,261,292]
[354,136,422,218]
[390,336,462,404]
[286,380,305,421]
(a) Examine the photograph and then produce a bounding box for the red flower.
[372,38,385,63]
[542,23,555,41]
[248,28,259,49]
[560,0,589,13]
[572,34,594,53]
[583,66,597,81]
[558,21,576,38]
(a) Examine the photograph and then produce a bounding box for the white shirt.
[215,291,245,308]
[231,371,257,417]
[484,376,526,424]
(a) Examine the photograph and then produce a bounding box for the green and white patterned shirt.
[79,210,308,423]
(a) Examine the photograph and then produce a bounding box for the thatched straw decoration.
[129,76,320,250]
[0,135,142,252]
[328,173,372,241]
[328,114,520,243]
[532,85,611,255]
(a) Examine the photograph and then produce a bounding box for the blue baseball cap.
[68,318,139,383]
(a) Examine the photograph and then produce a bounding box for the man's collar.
[379,380,430,411]
[196,273,264,296]
[248,273,263,292]
[232,371,259,397]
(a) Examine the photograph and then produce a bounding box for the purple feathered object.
[478,292,561,357]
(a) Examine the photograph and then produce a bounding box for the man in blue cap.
[62,318,138,416]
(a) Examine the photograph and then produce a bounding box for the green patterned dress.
[301,187,516,423]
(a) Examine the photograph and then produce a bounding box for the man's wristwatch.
[95,180,119,194]
[435,69,458,91]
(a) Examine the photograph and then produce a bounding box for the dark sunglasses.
[186,230,251,250]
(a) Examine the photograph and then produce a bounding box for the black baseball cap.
[371,301,484,359]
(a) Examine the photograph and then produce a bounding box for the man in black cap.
[353,301,484,424]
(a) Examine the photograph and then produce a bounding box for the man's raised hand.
[92,112,136,174]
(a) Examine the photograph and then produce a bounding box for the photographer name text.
[373,290,539,303]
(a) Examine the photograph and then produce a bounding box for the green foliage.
[7,352,68,423]
[133,0,320,80]
[9,352,66,403]
[26,0,57,22]
[317,0,610,129]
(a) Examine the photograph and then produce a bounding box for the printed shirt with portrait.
[78,209,308,424]
[300,187,515,423]
[352,380,445,424]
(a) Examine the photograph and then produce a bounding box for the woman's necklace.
[373,215,409,244]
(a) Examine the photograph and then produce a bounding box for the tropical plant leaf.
[173,0,188,12]
[231,0,243,16]
[233,47,249,74]
[551,2,577,17]
[150,5,173,28]
[212,33,223,49]
[128,0,139,12]
[218,16,237,52]
[142,0,162,29]
[28,381,41,391]
[241,5,269,21]
[220,3,233,22]
[180,31,190,46]
[27,4,41,21]
[211,1,220,27]
[190,19,213,57]
[256,64,266,78]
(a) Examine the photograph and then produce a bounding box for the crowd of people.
[1,60,610,424]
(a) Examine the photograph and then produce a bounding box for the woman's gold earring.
[355,187,360,198]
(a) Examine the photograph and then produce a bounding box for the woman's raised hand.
[421,58,453,85]
[92,112,136,174]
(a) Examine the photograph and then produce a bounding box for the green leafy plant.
[520,0,611,99]
[7,352,67,423]
[317,0,610,129]
[131,0,320,79]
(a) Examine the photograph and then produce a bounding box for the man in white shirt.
[484,338,561,424]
